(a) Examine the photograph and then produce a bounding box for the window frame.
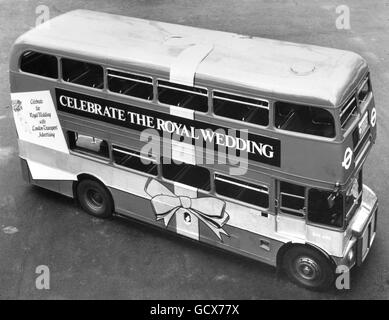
[161,162,211,192]
[107,68,154,102]
[274,101,336,139]
[356,76,371,107]
[157,79,209,113]
[214,173,270,210]
[339,95,358,130]
[339,75,372,139]
[212,89,270,128]
[111,144,158,177]
[307,188,345,229]
[344,171,362,224]
[67,131,110,161]
[278,181,307,218]
[60,57,104,91]
[19,50,59,80]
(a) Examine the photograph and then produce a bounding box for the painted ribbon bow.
[145,179,229,240]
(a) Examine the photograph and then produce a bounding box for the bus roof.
[12,9,368,107]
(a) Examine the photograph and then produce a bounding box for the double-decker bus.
[9,10,378,290]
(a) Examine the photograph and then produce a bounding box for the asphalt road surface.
[0,0,388,299]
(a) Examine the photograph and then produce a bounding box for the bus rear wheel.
[282,246,334,290]
[76,179,113,218]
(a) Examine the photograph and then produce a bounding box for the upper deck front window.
[357,77,371,105]
[340,76,371,131]
[275,102,335,138]
[340,95,358,129]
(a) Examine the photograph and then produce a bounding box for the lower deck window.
[279,181,305,217]
[68,131,109,158]
[112,145,157,175]
[345,170,362,219]
[162,162,210,191]
[215,174,269,208]
[308,189,343,228]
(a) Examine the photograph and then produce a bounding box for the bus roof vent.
[290,62,316,76]
[164,35,195,47]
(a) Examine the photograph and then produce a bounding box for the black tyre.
[76,179,113,218]
[283,246,335,290]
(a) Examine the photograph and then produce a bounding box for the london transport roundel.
[371,107,377,127]
[342,147,353,170]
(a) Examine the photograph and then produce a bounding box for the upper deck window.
[358,77,371,105]
[340,95,357,129]
[62,58,103,89]
[213,91,269,126]
[275,102,335,138]
[108,70,153,100]
[157,80,208,112]
[20,51,58,79]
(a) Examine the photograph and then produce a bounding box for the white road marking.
[0,146,14,161]
[2,226,18,234]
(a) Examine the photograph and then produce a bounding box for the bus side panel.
[20,157,74,197]
[20,156,62,193]
[110,187,158,224]
[111,187,283,266]
[201,224,284,266]
[19,138,285,265]
[19,158,31,183]
[10,72,54,94]
[32,179,60,193]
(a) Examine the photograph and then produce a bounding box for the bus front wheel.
[282,245,334,290]
[76,179,113,218]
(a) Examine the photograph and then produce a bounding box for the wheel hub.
[87,189,103,208]
[295,257,321,281]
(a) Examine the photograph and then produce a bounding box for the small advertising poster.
[11,90,69,154]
